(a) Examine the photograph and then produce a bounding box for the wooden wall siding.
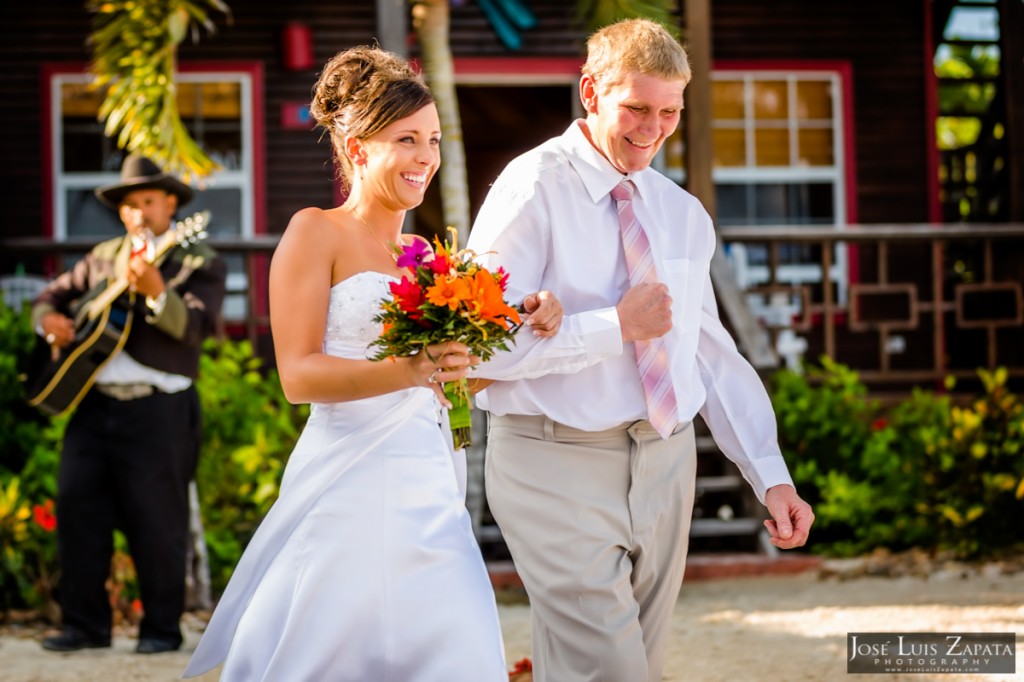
[1003,0,1024,222]
[176,4,375,237]
[0,2,90,241]
[709,0,932,225]
[446,0,584,57]
[2,1,937,245]
[0,2,375,243]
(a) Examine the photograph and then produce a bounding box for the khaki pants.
[486,414,697,682]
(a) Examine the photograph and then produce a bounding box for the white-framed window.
[661,68,850,306]
[48,67,259,320]
[50,70,256,242]
[713,70,848,303]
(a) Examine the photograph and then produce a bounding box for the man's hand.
[41,311,75,348]
[127,257,166,299]
[764,484,814,549]
[521,290,562,337]
[616,282,672,343]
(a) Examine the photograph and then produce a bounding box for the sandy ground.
[1,568,1021,682]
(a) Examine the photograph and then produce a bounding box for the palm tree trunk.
[412,0,471,248]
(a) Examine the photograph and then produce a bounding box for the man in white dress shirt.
[468,18,814,682]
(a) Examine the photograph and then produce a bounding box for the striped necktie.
[611,179,679,439]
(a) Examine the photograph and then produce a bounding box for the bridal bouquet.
[370,228,522,449]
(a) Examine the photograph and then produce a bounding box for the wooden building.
[1,0,1021,381]
[1,0,1021,559]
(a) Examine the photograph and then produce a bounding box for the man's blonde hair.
[582,18,691,91]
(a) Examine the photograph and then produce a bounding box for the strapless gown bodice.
[323,270,395,351]
[183,271,507,681]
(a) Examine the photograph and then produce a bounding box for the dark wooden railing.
[4,223,1024,386]
[718,223,1024,386]
[0,236,280,349]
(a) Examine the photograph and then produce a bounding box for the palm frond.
[86,0,230,182]
[574,0,679,36]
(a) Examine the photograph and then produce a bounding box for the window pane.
[798,128,834,166]
[186,188,242,237]
[662,127,686,180]
[178,82,241,118]
[182,123,243,170]
[716,184,750,226]
[754,128,789,165]
[712,80,745,119]
[63,121,117,172]
[61,83,122,172]
[753,184,789,223]
[943,5,1000,41]
[747,183,835,225]
[180,82,243,170]
[65,190,124,239]
[802,183,836,224]
[60,80,244,173]
[796,81,832,120]
[61,82,104,117]
[221,252,249,321]
[713,128,746,166]
[753,81,788,120]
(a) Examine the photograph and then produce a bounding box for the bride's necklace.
[352,206,398,262]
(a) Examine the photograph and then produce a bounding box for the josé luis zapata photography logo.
[847,632,1015,674]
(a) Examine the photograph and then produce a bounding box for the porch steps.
[688,417,777,556]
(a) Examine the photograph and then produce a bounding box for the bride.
[183,47,561,681]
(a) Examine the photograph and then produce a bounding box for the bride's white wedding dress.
[183,271,507,681]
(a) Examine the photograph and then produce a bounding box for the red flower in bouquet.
[371,228,522,448]
[389,277,426,320]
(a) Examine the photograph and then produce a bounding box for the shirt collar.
[562,120,651,204]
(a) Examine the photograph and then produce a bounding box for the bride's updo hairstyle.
[310,46,435,191]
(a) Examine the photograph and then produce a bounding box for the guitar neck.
[87,275,132,318]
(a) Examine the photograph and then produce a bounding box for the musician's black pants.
[55,386,200,644]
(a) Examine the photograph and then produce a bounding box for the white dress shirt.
[468,120,793,502]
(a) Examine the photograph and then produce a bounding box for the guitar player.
[31,154,226,655]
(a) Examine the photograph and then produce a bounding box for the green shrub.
[0,293,307,610]
[194,338,308,594]
[770,356,879,547]
[773,359,1024,558]
[0,299,63,612]
[877,369,1024,556]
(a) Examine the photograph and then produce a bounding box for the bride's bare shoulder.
[287,206,339,230]
[280,207,350,243]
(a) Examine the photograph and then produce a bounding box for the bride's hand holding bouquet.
[404,339,479,409]
[370,228,530,449]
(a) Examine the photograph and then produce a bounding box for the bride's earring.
[346,136,368,181]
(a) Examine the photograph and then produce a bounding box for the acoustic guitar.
[24,211,210,417]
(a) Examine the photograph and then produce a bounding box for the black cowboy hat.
[94,154,195,209]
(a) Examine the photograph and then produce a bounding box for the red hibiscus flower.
[33,499,57,532]
[389,276,425,319]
